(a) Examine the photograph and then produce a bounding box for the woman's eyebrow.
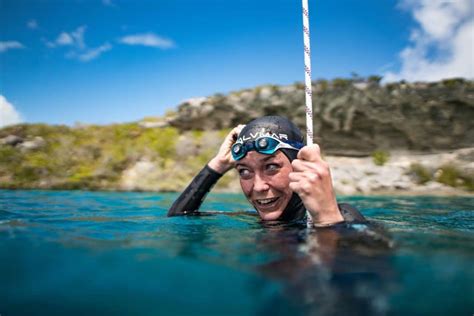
[262,155,277,162]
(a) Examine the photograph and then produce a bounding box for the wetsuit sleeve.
[338,203,367,223]
[167,165,222,216]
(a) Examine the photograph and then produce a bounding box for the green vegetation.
[367,75,382,84]
[408,162,474,191]
[436,165,459,187]
[293,81,305,90]
[0,123,226,191]
[316,80,328,91]
[269,84,280,94]
[409,163,432,184]
[332,78,352,88]
[441,78,465,88]
[371,150,390,166]
[2,78,473,193]
[384,82,398,90]
[436,165,474,191]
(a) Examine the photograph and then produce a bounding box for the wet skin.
[236,151,293,221]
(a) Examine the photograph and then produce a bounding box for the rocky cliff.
[167,78,474,155]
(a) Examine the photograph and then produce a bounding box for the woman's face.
[235,151,294,221]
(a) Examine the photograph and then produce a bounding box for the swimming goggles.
[231,136,304,161]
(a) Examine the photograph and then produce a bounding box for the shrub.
[332,78,352,88]
[385,82,398,90]
[269,84,279,93]
[316,80,328,91]
[293,81,305,90]
[14,166,40,183]
[191,130,204,141]
[0,147,17,164]
[371,150,390,166]
[135,127,179,160]
[436,165,460,187]
[435,165,474,191]
[441,78,465,88]
[69,165,95,182]
[409,163,432,184]
[368,75,382,84]
[463,177,474,191]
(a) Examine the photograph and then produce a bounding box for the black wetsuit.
[168,165,367,224]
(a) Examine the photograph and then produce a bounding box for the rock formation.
[168,79,474,155]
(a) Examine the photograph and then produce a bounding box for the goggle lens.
[231,143,245,160]
[231,136,302,161]
[255,137,280,154]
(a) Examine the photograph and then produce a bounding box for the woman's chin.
[257,209,284,221]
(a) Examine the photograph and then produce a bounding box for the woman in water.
[168,116,395,314]
[168,116,365,226]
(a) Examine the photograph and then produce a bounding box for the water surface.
[0,190,473,315]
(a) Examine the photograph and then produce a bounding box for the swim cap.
[236,116,304,162]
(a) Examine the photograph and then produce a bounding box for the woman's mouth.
[255,197,280,209]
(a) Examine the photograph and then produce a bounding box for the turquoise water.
[0,190,473,315]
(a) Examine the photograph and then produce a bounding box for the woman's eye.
[266,164,280,172]
[237,169,252,178]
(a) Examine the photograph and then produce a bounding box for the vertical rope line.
[302,0,314,223]
[302,0,313,146]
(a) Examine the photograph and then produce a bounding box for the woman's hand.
[289,144,344,226]
[207,124,245,174]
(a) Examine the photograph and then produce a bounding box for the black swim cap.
[237,116,304,161]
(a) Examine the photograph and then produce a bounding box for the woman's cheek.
[239,178,253,198]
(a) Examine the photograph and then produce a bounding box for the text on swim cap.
[237,130,288,144]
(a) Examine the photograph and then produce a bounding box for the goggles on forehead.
[231,136,304,161]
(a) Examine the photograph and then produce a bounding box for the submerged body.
[166,117,398,315]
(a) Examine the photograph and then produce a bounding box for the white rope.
[302,0,313,146]
[302,0,314,223]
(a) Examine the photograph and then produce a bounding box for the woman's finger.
[297,144,324,163]
[291,158,322,172]
[288,171,306,182]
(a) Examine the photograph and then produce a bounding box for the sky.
[0,0,473,127]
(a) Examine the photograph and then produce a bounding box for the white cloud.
[46,25,86,48]
[119,33,175,49]
[385,0,474,82]
[69,43,112,62]
[70,26,86,49]
[0,41,25,53]
[56,32,74,46]
[45,26,111,62]
[27,19,38,30]
[0,95,23,128]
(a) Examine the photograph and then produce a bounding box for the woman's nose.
[253,173,270,192]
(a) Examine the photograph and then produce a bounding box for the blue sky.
[0,0,472,126]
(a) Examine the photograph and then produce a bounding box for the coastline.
[212,147,474,196]
[327,148,474,196]
[1,79,473,196]
[1,186,472,197]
